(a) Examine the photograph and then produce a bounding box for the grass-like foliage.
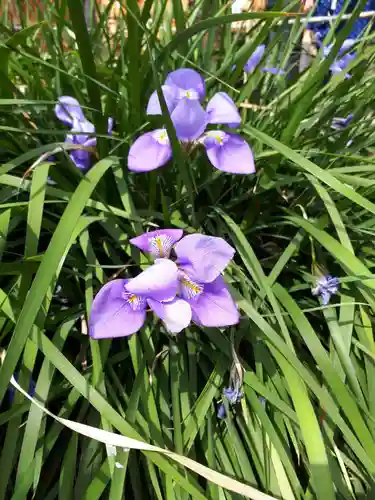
[1,0,375,498]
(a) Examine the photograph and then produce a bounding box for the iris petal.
[130,229,183,258]
[55,96,86,127]
[165,68,205,101]
[126,258,178,302]
[171,99,208,141]
[203,132,256,174]
[89,279,146,338]
[146,85,179,115]
[189,276,239,327]
[175,233,235,283]
[206,92,241,128]
[128,130,172,172]
[147,298,192,333]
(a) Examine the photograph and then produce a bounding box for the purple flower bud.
[244,45,266,72]
[217,403,227,419]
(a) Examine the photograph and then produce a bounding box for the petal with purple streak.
[203,132,255,174]
[189,276,239,327]
[89,279,146,338]
[179,273,204,301]
[130,229,183,258]
[165,68,205,101]
[146,85,179,115]
[126,258,178,301]
[147,297,192,333]
[55,96,86,127]
[128,130,172,172]
[206,92,241,128]
[175,233,235,283]
[171,99,208,141]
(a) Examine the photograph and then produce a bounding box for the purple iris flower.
[55,96,113,171]
[128,68,254,175]
[90,229,240,338]
[130,230,240,328]
[312,275,340,306]
[322,40,356,79]
[89,258,192,337]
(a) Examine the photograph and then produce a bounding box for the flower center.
[123,290,146,311]
[179,273,203,300]
[153,129,169,146]
[204,130,228,146]
[179,88,199,100]
[149,234,174,258]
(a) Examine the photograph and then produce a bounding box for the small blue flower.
[321,40,356,79]
[223,385,243,405]
[217,383,243,419]
[331,114,353,131]
[312,275,339,306]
